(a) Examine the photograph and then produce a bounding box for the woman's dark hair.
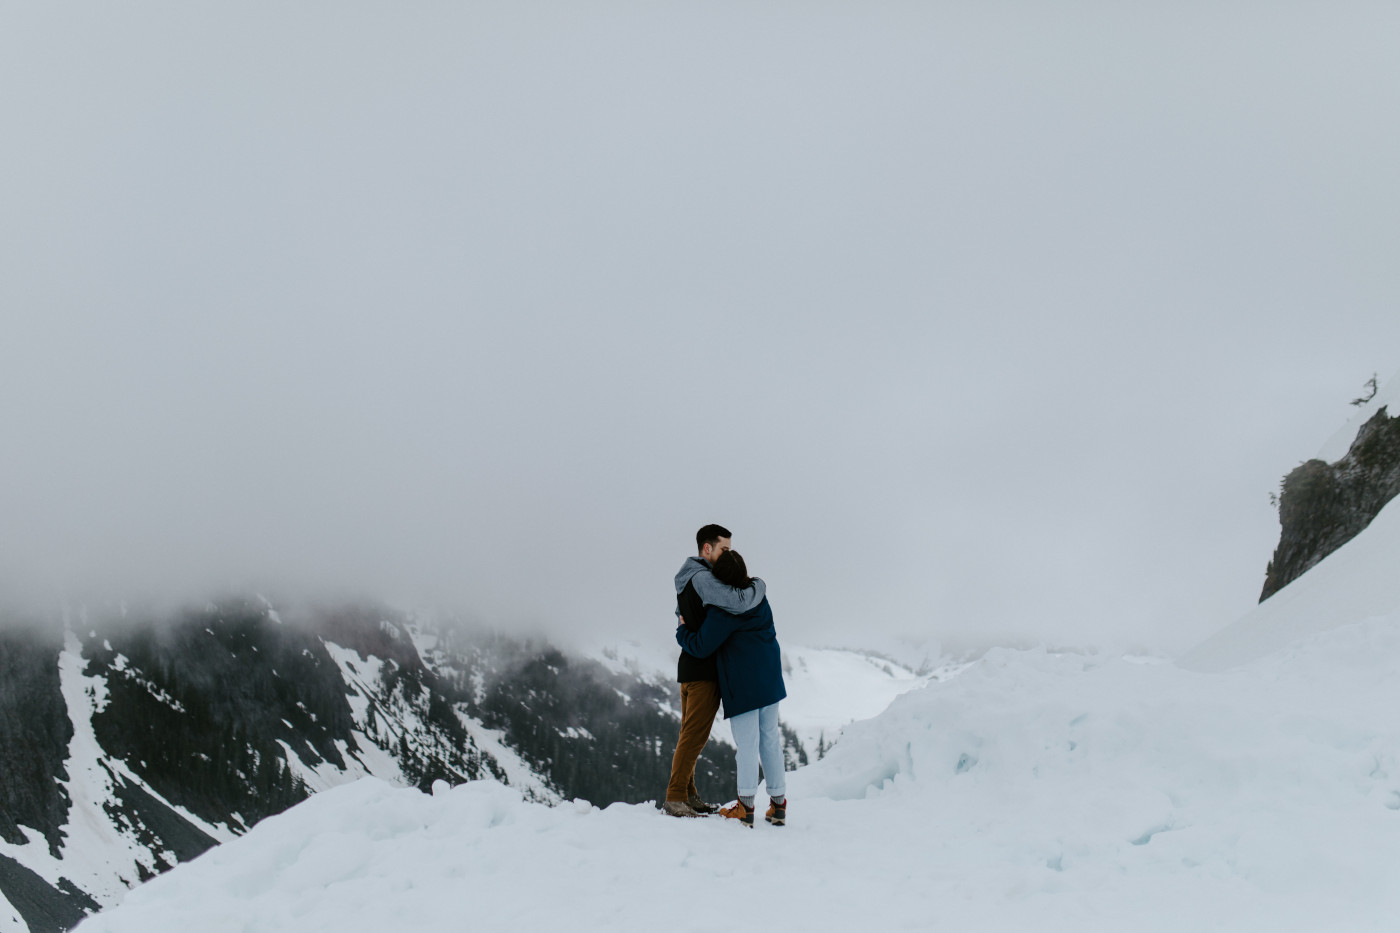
[711,550,753,589]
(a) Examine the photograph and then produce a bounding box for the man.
[663,523,767,818]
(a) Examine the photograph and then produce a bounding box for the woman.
[675,550,787,827]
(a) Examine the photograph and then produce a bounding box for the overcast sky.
[3,3,1398,655]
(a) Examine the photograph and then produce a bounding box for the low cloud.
[3,4,1398,654]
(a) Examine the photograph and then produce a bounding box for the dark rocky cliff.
[1261,405,1400,601]
[0,627,89,933]
[0,626,71,856]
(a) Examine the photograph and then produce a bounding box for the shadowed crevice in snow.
[1130,824,1173,846]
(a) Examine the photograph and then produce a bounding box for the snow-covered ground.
[73,492,1400,932]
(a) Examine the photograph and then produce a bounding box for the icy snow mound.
[773,644,935,754]
[794,627,1400,928]
[76,616,1400,933]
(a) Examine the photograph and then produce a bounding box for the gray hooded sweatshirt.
[674,557,767,613]
[673,556,766,683]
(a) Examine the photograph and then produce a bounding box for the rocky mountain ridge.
[1262,404,1400,601]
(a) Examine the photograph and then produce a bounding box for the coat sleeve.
[689,573,766,614]
[676,607,743,658]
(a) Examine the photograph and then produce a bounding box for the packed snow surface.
[76,614,1400,932]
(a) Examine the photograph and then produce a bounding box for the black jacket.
[676,579,718,683]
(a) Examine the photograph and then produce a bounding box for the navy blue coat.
[676,597,786,719]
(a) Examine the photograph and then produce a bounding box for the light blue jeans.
[728,702,785,799]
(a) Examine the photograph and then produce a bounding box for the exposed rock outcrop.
[1261,406,1400,601]
[0,626,72,854]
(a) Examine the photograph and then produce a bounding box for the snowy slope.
[72,609,1400,933]
[1178,496,1400,672]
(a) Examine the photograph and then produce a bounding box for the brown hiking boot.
[662,800,699,818]
[687,795,719,815]
[719,800,754,827]
[765,798,786,826]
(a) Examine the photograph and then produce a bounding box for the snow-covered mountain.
[0,602,548,933]
[0,600,926,933]
[63,519,1400,932]
[57,372,1400,933]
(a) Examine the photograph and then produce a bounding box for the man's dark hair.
[696,524,732,554]
[711,550,753,589]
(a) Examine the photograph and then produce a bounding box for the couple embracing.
[664,523,787,828]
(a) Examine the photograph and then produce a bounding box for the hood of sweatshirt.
[675,556,711,594]
[674,556,766,613]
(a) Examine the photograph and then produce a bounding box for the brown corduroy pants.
[666,680,722,802]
